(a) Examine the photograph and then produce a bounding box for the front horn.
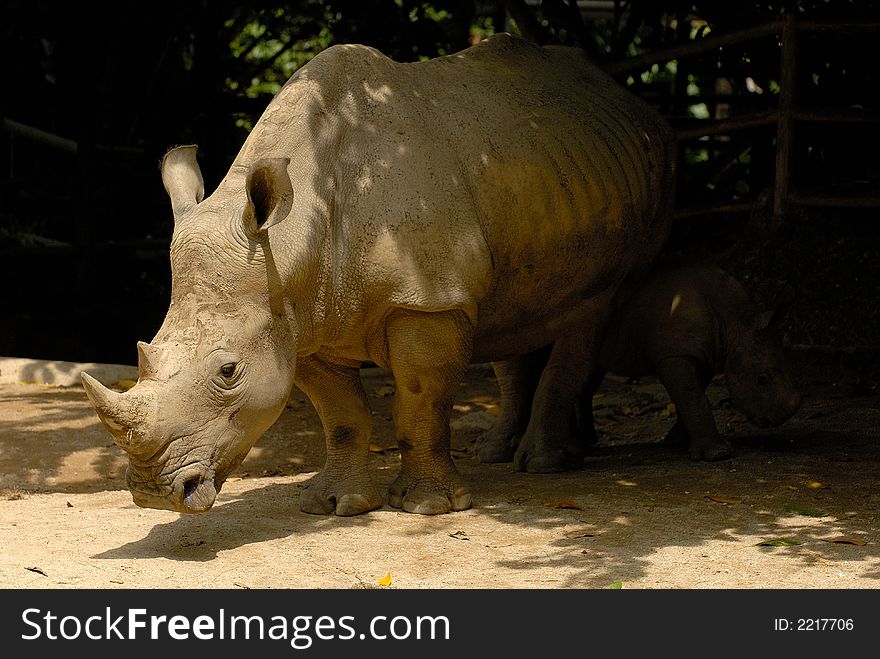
[81,373,156,449]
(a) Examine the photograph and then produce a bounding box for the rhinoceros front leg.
[384,308,473,515]
[295,355,384,516]
[654,356,734,461]
[476,346,551,463]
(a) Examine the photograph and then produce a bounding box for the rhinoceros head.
[82,145,298,513]
[725,292,801,429]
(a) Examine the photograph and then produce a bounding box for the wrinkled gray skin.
[478,263,802,465]
[81,34,676,516]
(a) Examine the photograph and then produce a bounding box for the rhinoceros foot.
[300,471,384,516]
[513,448,583,473]
[688,437,735,462]
[513,429,585,473]
[387,473,472,515]
[474,428,517,463]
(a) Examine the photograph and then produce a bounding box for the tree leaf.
[377,572,392,587]
[544,501,583,510]
[606,580,623,589]
[706,495,743,505]
[25,566,48,576]
[757,538,804,547]
[823,536,868,546]
[785,505,829,517]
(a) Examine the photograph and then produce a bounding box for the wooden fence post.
[773,12,797,222]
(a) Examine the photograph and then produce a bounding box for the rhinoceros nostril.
[183,476,200,501]
[181,476,217,513]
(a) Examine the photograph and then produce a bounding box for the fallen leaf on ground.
[606,580,623,589]
[805,480,830,489]
[377,572,393,587]
[544,501,583,510]
[823,536,868,546]
[706,495,743,505]
[565,531,595,539]
[449,530,469,541]
[25,566,47,576]
[757,538,804,547]
[785,505,829,517]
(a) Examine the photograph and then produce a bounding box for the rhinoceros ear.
[161,145,204,221]
[757,283,798,330]
[243,157,293,236]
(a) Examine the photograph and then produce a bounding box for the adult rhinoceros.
[82,33,676,516]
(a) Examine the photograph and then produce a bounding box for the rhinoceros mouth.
[126,465,222,514]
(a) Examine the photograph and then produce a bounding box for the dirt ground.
[1,354,878,589]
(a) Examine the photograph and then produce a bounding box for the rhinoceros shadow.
[90,479,384,562]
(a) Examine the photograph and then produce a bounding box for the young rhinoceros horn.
[80,373,158,452]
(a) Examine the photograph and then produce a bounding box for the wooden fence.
[604,15,880,222]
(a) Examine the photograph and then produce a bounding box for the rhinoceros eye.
[219,363,237,378]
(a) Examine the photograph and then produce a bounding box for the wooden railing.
[604,16,880,221]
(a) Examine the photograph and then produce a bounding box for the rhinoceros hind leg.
[295,355,384,516]
[514,327,603,473]
[383,308,474,514]
[662,418,689,446]
[476,348,551,463]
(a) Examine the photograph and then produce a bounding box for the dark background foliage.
[1,0,878,364]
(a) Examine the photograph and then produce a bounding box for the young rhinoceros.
[579,262,802,460]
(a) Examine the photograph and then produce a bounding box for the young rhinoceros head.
[725,294,802,430]
[82,146,298,513]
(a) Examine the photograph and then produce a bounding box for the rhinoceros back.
[229,34,676,359]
